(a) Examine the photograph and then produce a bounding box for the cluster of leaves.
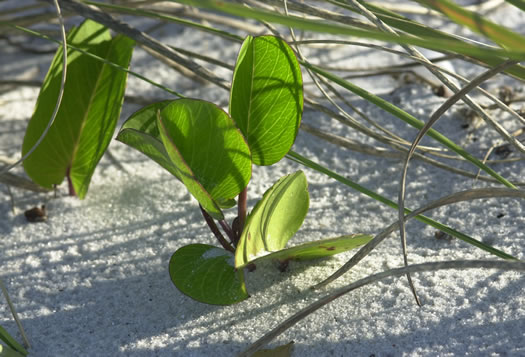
[20,20,372,305]
[117,33,372,304]
[3,0,525,354]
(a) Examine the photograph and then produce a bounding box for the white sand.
[1,2,524,356]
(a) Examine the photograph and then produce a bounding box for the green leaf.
[235,171,309,268]
[251,341,294,357]
[230,35,303,166]
[237,234,373,269]
[157,99,252,220]
[505,0,525,12]
[22,19,134,198]
[169,244,249,305]
[0,344,25,357]
[0,325,27,357]
[116,100,182,179]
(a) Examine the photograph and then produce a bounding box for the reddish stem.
[237,187,247,242]
[199,205,235,253]
[66,166,76,196]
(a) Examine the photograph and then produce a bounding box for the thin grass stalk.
[288,150,516,261]
[238,260,525,356]
[316,186,525,288]
[0,0,67,178]
[397,59,519,304]
[300,123,525,186]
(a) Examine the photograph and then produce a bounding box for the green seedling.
[118,35,373,305]
[22,19,134,198]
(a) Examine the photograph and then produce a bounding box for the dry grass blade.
[238,260,525,357]
[0,0,68,178]
[41,0,231,90]
[367,0,505,15]
[300,123,525,186]
[0,170,51,193]
[255,0,375,30]
[348,0,525,156]
[315,186,525,289]
[0,0,68,348]
[397,59,518,305]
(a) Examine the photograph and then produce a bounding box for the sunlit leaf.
[169,244,249,305]
[236,171,309,268]
[230,35,303,166]
[237,234,373,269]
[157,99,252,219]
[116,100,181,179]
[22,19,134,198]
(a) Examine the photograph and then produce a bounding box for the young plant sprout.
[117,35,372,305]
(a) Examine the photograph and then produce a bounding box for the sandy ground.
[1,1,525,356]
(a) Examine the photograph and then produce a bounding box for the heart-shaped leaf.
[230,35,303,166]
[169,244,249,305]
[235,171,309,268]
[22,19,134,198]
[116,101,181,179]
[157,99,252,219]
[236,234,373,269]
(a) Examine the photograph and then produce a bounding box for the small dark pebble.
[278,260,290,273]
[24,205,47,223]
[497,85,514,104]
[433,85,446,97]
[494,144,512,159]
[434,230,453,241]
[497,213,505,219]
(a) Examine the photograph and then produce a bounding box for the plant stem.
[219,219,235,243]
[66,166,76,196]
[199,205,235,253]
[237,187,247,242]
